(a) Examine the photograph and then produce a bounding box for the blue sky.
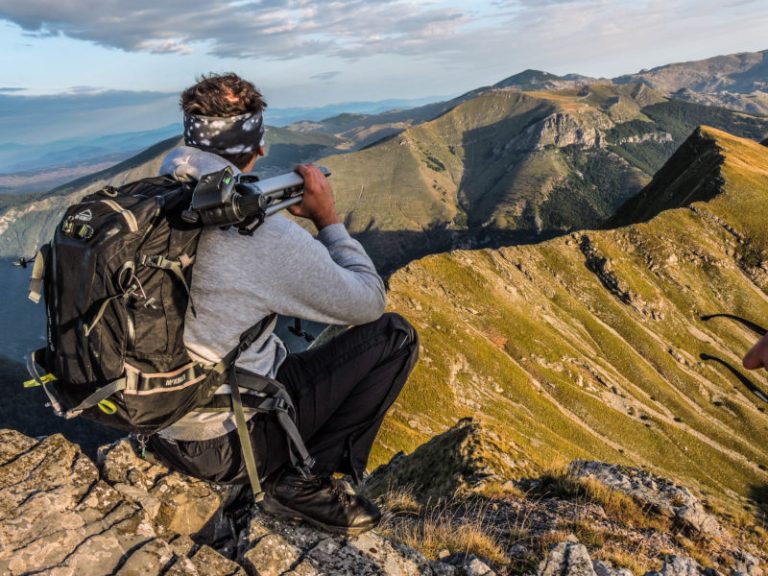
[0,0,766,142]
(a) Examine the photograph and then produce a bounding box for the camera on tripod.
[181,165,331,233]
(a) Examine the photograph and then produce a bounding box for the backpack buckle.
[140,254,168,268]
[273,397,290,413]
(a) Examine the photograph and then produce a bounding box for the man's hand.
[743,334,768,370]
[288,164,340,230]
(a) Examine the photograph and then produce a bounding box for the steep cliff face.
[376,127,768,531]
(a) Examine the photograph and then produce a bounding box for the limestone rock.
[242,532,303,576]
[0,430,168,576]
[191,544,247,575]
[99,438,222,536]
[440,553,498,576]
[463,554,498,576]
[647,555,702,576]
[538,542,598,576]
[366,418,523,501]
[238,508,448,575]
[569,461,722,537]
[594,560,634,576]
[164,545,247,576]
[732,551,764,576]
[429,562,460,576]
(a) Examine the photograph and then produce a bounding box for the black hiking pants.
[150,313,419,485]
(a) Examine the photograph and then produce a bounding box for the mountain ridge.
[376,126,768,527]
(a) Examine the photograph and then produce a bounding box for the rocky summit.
[1,420,765,575]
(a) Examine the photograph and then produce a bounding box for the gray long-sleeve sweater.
[156,146,386,441]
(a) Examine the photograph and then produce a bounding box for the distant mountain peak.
[493,69,599,92]
[494,69,563,88]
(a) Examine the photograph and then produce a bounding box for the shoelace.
[285,473,354,508]
[330,478,354,509]
[700,314,768,403]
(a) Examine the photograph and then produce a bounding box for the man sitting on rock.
[148,73,419,535]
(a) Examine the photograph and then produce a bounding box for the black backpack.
[25,173,314,498]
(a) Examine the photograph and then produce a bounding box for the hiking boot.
[262,470,381,535]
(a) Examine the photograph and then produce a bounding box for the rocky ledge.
[0,429,460,576]
[0,420,764,575]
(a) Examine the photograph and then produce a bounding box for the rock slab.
[569,460,722,537]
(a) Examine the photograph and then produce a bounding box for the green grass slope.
[322,85,768,271]
[377,126,768,523]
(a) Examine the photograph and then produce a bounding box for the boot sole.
[261,493,378,536]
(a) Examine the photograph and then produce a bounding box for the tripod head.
[181,165,331,233]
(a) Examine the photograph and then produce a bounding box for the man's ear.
[241,152,259,173]
[258,145,266,157]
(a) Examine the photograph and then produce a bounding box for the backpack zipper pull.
[136,434,148,459]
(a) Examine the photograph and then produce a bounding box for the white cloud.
[0,0,469,60]
[310,71,341,81]
[0,0,765,106]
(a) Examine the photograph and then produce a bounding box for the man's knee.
[379,312,419,359]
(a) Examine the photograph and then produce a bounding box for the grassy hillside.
[376,127,768,524]
[322,85,768,272]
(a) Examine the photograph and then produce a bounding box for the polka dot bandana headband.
[183,111,265,155]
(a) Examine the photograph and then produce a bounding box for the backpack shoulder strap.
[211,313,277,501]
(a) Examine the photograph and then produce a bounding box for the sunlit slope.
[377,127,768,514]
[322,85,768,270]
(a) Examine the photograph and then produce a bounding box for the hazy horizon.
[1,0,767,144]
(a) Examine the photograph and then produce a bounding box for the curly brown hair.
[180,73,267,168]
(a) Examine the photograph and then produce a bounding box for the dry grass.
[377,490,508,569]
[532,468,671,532]
[377,484,422,516]
[392,514,508,567]
[598,548,649,575]
[473,480,526,501]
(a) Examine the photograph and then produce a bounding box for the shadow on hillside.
[748,484,768,524]
[605,127,725,228]
[456,105,552,228]
[749,484,768,507]
[352,223,563,279]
